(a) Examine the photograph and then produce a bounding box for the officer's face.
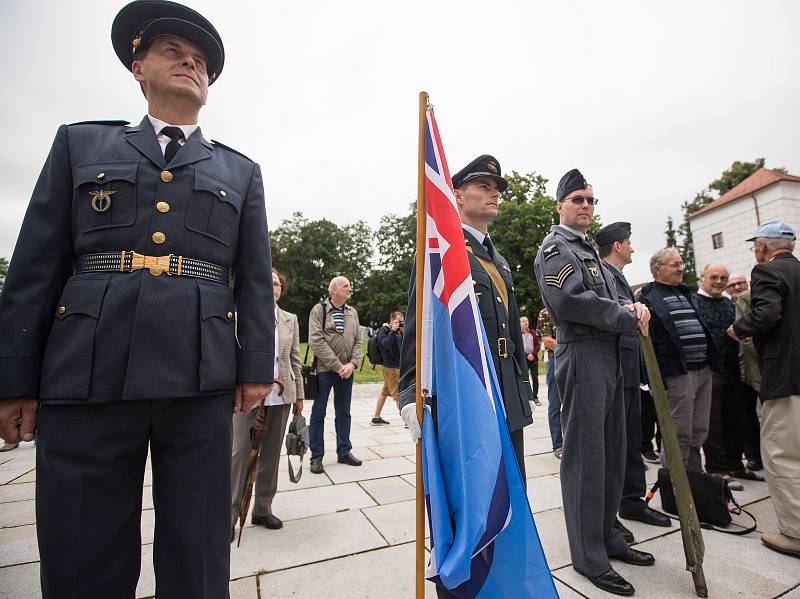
[616,237,634,265]
[700,265,729,298]
[133,35,209,108]
[557,186,594,231]
[455,178,500,224]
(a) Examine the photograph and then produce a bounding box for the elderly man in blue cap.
[0,1,275,596]
[535,170,654,596]
[730,220,800,557]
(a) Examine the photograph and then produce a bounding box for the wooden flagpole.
[415,90,429,599]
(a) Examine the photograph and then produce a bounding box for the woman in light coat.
[230,268,304,533]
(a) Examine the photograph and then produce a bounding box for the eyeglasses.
[726,281,747,289]
[561,195,599,206]
[272,282,282,288]
[661,261,685,269]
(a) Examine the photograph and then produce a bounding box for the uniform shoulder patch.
[67,120,130,127]
[542,243,560,262]
[211,139,255,163]
[544,263,574,289]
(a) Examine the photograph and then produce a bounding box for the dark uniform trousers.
[535,226,636,577]
[605,262,647,513]
[0,118,275,599]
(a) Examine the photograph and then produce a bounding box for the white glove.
[400,403,422,443]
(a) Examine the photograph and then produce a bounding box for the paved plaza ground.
[1,379,799,598]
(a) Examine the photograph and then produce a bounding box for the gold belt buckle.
[497,337,508,358]
[129,252,174,277]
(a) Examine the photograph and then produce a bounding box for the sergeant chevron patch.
[544,263,574,288]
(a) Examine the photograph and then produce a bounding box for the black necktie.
[160,126,185,163]
[483,236,495,259]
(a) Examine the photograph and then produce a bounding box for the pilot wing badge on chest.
[585,259,600,278]
[89,190,115,213]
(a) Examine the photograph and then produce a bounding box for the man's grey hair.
[649,247,681,276]
[328,276,350,295]
[759,237,795,252]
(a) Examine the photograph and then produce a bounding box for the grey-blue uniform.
[534,171,638,578]
[0,2,273,597]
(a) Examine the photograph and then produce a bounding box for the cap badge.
[89,189,115,213]
[487,162,498,173]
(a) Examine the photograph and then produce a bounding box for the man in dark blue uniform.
[0,2,274,597]
[398,155,533,475]
[596,222,670,532]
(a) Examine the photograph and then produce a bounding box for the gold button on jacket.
[156,201,170,213]
[152,232,166,244]
[160,170,173,183]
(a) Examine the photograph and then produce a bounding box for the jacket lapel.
[463,229,492,262]
[123,116,166,169]
[167,127,214,169]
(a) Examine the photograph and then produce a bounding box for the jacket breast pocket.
[186,170,243,247]
[198,282,237,391]
[74,161,139,233]
[39,276,110,399]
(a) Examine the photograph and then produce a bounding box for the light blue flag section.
[422,297,558,598]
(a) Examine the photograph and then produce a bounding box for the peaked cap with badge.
[451,154,508,192]
[556,168,590,202]
[0,1,272,595]
[595,222,632,247]
[112,0,225,83]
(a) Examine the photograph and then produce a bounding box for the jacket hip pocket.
[198,281,237,391]
[40,276,110,399]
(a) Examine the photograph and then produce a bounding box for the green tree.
[665,216,678,247]
[490,171,602,320]
[269,213,373,338]
[356,203,417,327]
[0,257,8,283]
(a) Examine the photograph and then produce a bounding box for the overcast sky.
[1,0,799,284]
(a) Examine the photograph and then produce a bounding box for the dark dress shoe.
[310,458,324,474]
[746,460,763,472]
[729,468,764,481]
[620,506,672,527]
[585,568,635,596]
[611,547,655,566]
[337,451,362,466]
[252,514,283,530]
[614,518,635,544]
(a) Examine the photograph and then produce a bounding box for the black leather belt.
[75,251,228,285]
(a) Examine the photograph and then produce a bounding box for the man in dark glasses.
[535,169,653,596]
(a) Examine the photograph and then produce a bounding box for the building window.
[712,232,724,250]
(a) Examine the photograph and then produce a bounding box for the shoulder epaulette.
[68,120,130,127]
[211,139,254,163]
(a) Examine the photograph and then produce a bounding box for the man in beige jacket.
[308,276,362,474]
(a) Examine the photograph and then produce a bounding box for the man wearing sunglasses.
[535,169,653,596]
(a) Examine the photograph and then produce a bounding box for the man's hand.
[400,403,422,443]
[526,353,535,362]
[0,398,38,444]
[293,399,304,415]
[338,363,355,379]
[624,302,651,336]
[233,383,273,413]
[727,325,742,341]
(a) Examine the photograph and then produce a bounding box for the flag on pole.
[419,107,558,598]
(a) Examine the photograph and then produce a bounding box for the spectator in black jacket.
[371,311,404,426]
[636,247,720,473]
[731,220,800,557]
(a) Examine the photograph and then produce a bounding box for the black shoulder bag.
[301,302,326,401]
[285,413,309,483]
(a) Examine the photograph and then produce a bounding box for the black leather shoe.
[620,506,672,527]
[611,547,655,566]
[614,518,634,544]
[252,514,283,530]
[310,458,324,474]
[585,568,635,596]
[337,451,362,466]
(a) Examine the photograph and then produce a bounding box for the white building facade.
[689,169,800,280]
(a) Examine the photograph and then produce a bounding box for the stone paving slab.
[229,576,260,599]
[369,441,416,458]
[0,480,35,503]
[257,542,439,598]
[0,524,38,567]
[0,561,40,599]
[269,481,376,521]
[362,499,429,546]
[527,474,564,513]
[0,498,35,528]
[524,453,562,478]
[324,456,414,484]
[533,508,573,571]
[359,475,416,505]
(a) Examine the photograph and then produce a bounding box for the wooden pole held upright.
[415,90,429,599]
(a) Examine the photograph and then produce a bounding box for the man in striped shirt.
[636,248,720,472]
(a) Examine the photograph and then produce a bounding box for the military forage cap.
[451,154,508,192]
[595,222,632,247]
[112,0,225,84]
[745,219,796,242]
[556,168,590,202]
